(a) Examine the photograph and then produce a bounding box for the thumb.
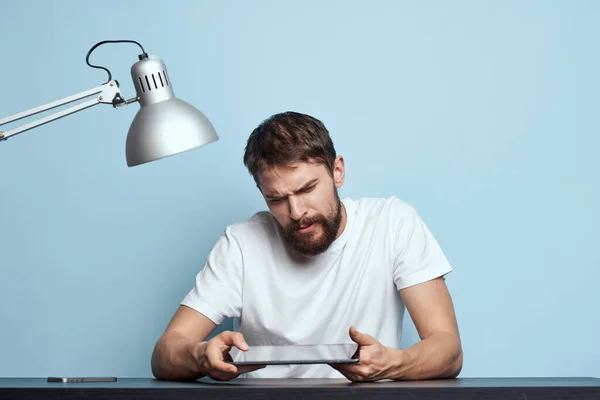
[349,326,377,346]
[221,331,249,351]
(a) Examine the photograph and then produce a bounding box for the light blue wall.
[0,0,598,379]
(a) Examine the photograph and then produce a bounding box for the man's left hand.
[330,326,397,382]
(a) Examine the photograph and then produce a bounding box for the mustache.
[289,216,322,230]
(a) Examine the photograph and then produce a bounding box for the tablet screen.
[228,343,359,366]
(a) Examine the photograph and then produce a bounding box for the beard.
[281,190,343,256]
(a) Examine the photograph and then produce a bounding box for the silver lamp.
[0,40,218,166]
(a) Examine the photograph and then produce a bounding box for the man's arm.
[331,277,462,382]
[151,305,217,381]
[152,305,262,381]
[390,277,462,380]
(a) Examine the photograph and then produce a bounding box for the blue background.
[0,0,598,378]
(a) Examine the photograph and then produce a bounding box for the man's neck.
[335,203,348,240]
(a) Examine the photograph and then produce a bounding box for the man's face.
[257,157,346,256]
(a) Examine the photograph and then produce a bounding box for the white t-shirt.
[181,196,452,378]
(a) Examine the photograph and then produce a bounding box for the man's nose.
[288,196,306,221]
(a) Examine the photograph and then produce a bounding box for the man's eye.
[302,186,316,193]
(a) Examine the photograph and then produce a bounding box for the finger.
[232,333,249,351]
[205,344,238,374]
[329,363,347,371]
[213,360,239,374]
[330,362,362,375]
[236,364,267,374]
[209,363,265,380]
[209,371,237,381]
[329,365,358,382]
[349,326,377,346]
[220,331,249,351]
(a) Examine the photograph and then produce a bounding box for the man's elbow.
[150,337,170,380]
[151,356,165,380]
[435,332,463,379]
[446,345,463,378]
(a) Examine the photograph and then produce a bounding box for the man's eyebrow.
[264,179,319,199]
[297,179,319,191]
[262,190,284,200]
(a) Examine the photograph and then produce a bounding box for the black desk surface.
[1,377,599,400]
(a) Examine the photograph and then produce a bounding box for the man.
[151,112,462,382]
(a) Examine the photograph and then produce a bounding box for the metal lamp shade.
[125,56,218,167]
[126,97,218,167]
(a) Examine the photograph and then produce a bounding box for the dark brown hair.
[243,111,336,184]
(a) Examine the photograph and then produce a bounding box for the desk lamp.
[0,40,218,166]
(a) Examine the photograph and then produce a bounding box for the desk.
[1,377,599,399]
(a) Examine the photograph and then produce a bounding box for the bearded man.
[151,111,462,382]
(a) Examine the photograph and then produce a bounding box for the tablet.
[227,343,359,366]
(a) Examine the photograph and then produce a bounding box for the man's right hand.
[196,331,265,381]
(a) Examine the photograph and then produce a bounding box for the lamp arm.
[0,80,127,141]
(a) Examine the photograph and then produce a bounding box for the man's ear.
[333,156,345,188]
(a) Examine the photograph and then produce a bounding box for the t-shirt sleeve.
[392,202,452,291]
[180,227,243,325]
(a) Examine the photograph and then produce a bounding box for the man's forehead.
[258,162,324,193]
